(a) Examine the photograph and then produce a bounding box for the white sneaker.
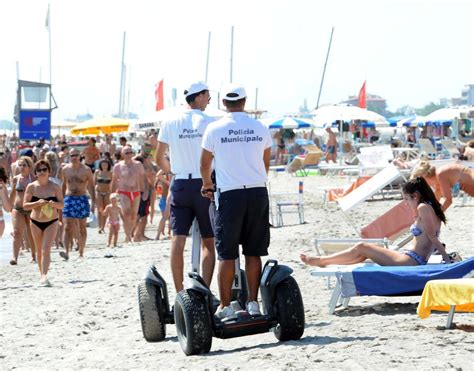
[246,301,262,316]
[215,305,237,321]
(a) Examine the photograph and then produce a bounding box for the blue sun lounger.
[310,257,474,314]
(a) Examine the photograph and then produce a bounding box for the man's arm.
[263,148,271,174]
[200,149,214,198]
[110,164,118,193]
[155,142,171,174]
[87,168,96,209]
[437,173,452,211]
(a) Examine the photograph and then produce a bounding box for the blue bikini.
[404,223,440,265]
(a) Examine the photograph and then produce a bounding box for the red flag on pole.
[155,79,164,111]
[358,81,366,109]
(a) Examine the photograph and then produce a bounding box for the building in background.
[342,94,388,116]
[461,84,474,105]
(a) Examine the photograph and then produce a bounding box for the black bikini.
[30,195,59,231]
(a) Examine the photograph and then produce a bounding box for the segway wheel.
[273,276,305,341]
[137,281,166,342]
[174,290,213,355]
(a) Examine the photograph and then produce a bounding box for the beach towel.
[338,258,474,297]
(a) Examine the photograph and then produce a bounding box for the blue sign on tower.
[19,110,51,140]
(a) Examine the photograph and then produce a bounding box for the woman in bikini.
[23,160,64,286]
[411,160,474,211]
[94,159,113,233]
[300,177,451,267]
[45,151,64,249]
[9,156,35,265]
[0,165,12,237]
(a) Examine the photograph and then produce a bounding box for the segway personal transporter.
[137,219,248,342]
[173,258,305,355]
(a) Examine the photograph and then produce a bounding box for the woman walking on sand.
[94,159,113,233]
[301,177,451,267]
[0,165,12,237]
[9,156,35,265]
[23,160,63,286]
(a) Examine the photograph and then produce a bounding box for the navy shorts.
[169,179,214,238]
[63,195,90,219]
[215,187,270,260]
[138,193,150,217]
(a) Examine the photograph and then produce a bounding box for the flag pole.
[316,27,334,109]
[205,31,211,83]
[47,4,52,86]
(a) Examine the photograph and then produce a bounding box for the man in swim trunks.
[82,138,100,172]
[325,126,337,163]
[111,146,145,243]
[62,148,96,259]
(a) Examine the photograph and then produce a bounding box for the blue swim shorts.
[159,197,166,213]
[63,195,91,219]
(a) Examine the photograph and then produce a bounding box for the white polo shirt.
[158,109,215,177]
[202,112,272,190]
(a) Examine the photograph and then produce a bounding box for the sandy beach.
[1,171,473,370]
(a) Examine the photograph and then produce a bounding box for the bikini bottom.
[31,218,59,232]
[118,190,140,202]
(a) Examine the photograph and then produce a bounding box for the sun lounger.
[310,257,474,314]
[417,278,474,329]
[418,138,438,159]
[440,139,461,159]
[287,151,323,176]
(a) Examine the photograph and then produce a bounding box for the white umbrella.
[311,103,388,127]
[424,106,472,123]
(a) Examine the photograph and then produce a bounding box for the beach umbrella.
[70,118,130,136]
[397,115,426,127]
[262,117,313,129]
[424,106,472,122]
[311,104,388,127]
[387,115,415,127]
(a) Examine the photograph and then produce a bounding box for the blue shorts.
[327,145,336,154]
[159,197,166,213]
[215,187,270,260]
[169,179,214,238]
[63,195,90,219]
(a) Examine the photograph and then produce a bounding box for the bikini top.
[96,177,111,184]
[410,223,440,237]
[16,174,33,192]
[31,195,59,202]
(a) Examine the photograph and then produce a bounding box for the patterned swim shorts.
[63,195,91,219]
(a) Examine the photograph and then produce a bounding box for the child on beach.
[155,170,171,240]
[102,193,124,248]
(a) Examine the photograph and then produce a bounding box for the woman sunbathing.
[411,161,474,211]
[300,177,450,267]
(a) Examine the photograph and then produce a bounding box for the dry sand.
[1,172,473,370]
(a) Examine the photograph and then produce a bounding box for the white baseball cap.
[221,84,247,101]
[184,82,209,97]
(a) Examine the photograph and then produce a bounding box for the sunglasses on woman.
[36,167,49,173]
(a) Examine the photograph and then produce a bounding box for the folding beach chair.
[269,181,305,227]
[314,165,410,256]
[310,257,474,314]
[287,151,323,176]
[418,138,438,159]
[440,139,461,158]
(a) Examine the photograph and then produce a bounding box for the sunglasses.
[124,151,133,155]
[70,154,80,157]
[36,167,48,173]
[18,164,28,167]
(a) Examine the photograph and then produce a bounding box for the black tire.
[174,290,213,355]
[231,269,249,309]
[137,281,166,342]
[273,276,305,341]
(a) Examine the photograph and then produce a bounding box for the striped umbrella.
[262,117,313,129]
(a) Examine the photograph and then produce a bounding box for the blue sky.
[0,0,472,122]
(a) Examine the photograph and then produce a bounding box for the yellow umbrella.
[70,118,129,135]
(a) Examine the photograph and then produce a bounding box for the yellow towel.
[41,204,54,219]
[417,278,474,319]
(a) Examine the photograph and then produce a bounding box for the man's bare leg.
[201,237,215,287]
[245,256,262,302]
[78,219,87,257]
[217,259,235,308]
[170,235,187,292]
[62,217,74,259]
[119,195,133,242]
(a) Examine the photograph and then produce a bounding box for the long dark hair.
[403,176,446,224]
